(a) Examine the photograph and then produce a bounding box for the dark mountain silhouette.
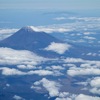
[0,26,64,57]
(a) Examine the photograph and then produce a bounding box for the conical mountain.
[0,26,63,57]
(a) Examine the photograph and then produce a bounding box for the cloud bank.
[0,47,45,65]
[0,67,63,76]
[67,67,100,76]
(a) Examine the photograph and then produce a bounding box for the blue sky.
[0,0,100,10]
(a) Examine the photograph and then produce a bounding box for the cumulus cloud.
[87,52,95,56]
[66,58,100,76]
[46,65,64,70]
[45,42,71,54]
[90,88,100,95]
[75,94,100,100]
[89,77,100,95]
[0,67,55,76]
[17,65,36,69]
[0,47,46,65]
[31,85,42,90]
[90,77,100,88]
[6,83,10,87]
[56,93,100,100]
[51,65,64,70]
[27,70,54,76]
[76,82,88,86]
[85,52,100,57]
[67,67,100,76]
[64,58,85,63]
[32,78,61,97]
[0,67,26,76]
[75,77,100,95]
[13,95,25,100]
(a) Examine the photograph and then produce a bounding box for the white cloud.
[0,28,18,34]
[55,93,75,100]
[41,78,60,97]
[86,53,99,57]
[58,92,69,98]
[56,93,100,100]
[32,78,61,97]
[90,88,100,95]
[45,42,71,54]
[27,70,54,76]
[17,65,36,69]
[90,77,100,88]
[0,67,26,76]
[66,58,100,76]
[54,17,66,21]
[64,57,100,65]
[64,58,85,63]
[55,98,70,100]
[51,65,64,70]
[75,77,100,95]
[89,77,100,95]
[6,83,10,87]
[67,67,100,76]
[84,36,96,40]
[30,26,72,33]
[46,65,64,70]
[13,95,25,100]
[0,67,55,76]
[76,82,88,86]
[31,85,42,90]
[75,94,100,100]
[0,47,46,65]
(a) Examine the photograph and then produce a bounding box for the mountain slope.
[0,26,63,57]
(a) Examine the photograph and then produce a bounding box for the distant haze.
[0,0,100,10]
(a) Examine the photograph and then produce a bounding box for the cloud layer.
[0,47,45,65]
[0,28,18,40]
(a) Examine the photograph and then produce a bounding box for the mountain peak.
[20,26,34,32]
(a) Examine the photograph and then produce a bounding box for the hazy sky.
[0,0,100,10]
